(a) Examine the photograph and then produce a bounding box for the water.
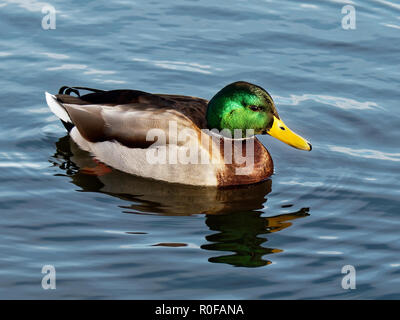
[0,0,399,299]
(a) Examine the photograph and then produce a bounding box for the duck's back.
[53,89,208,148]
[59,89,209,129]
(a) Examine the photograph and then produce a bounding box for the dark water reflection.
[2,0,400,299]
[203,209,309,267]
[51,136,309,268]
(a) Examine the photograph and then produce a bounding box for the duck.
[45,81,311,187]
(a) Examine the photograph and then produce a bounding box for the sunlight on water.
[132,58,221,74]
[276,94,379,110]
[329,146,400,162]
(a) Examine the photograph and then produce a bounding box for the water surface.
[0,0,400,299]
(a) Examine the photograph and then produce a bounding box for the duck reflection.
[51,136,310,267]
[203,208,309,267]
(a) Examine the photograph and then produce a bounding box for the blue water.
[1,0,400,299]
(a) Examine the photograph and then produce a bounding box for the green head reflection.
[202,208,309,267]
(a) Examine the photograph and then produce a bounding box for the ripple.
[373,0,400,11]
[132,57,222,74]
[329,146,400,162]
[318,236,338,240]
[316,251,343,255]
[46,64,87,71]
[3,0,48,12]
[40,52,70,60]
[279,180,324,188]
[0,52,12,57]
[93,79,126,84]
[381,23,400,29]
[0,161,43,169]
[84,69,116,75]
[275,94,379,110]
[329,0,355,4]
[299,4,319,10]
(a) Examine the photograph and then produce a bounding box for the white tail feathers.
[45,92,71,123]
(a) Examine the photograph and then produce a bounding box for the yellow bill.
[267,116,312,151]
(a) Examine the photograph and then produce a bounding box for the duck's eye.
[280,126,285,130]
[249,105,262,111]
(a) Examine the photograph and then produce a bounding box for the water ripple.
[329,146,400,162]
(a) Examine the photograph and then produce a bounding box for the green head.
[206,81,278,137]
[206,81,312,151]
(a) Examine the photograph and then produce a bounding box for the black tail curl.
[57,87,104,132]
[58,86,105,97]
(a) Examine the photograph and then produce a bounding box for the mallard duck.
[45,81,311,187]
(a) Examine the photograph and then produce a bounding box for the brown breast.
[216,137,273,187]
